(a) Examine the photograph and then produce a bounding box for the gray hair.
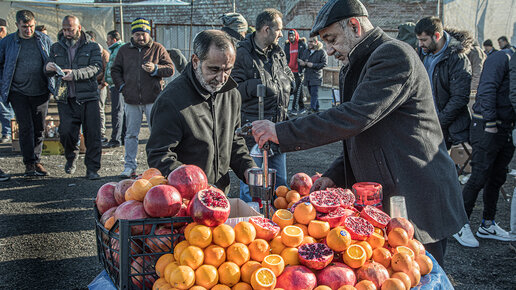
[193,30,235,61]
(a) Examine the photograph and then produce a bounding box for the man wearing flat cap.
[251,0,468,266]
[221,12,248,43]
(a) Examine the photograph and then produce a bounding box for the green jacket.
[105,41,123,86]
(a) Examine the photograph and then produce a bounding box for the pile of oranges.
[125,168,167,201]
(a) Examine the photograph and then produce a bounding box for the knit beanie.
[131,17,151,34]
[220,13,248,33]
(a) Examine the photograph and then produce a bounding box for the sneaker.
[35,163,48,176]
[476,220,516,241]
[0,135,11,143]
[65,159,77,174]
[298,108,306,114]
[0,169,10,181]
[120,168,135,178]
[452,224,479,247]
[289,110,298,116]
[24,164,37,177]
[86,170,101,180]
[103,140,120,148]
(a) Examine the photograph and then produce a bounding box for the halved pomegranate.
[298,243,334,270]
[343,216,374,240]
[309,190,342,213]
[360,205,391,228]
[317,207,357,228]
[289,196,310,213]
[248,216,280,241]
[328,188,355,208]
[190,187,230,227]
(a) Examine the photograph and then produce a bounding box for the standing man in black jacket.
[232,8,294,202]
[415,17,472,149]
[298,36,328,113]
[45,15,103,180]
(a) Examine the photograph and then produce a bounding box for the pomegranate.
[114,200,151,235]
[96,182,119,214]
[357,261,390,288]
[190,187,230,226]
[289,196,310,213]
[328,188,355,208]
[114,179,135,205]
[143,185,182,217]
[298,243,334,270]
[290,172,313,196]
[309,190,342,213]
[316,262,357,288]
[317,207,357,228]
[343,216,374,240]
[276,265,317,290]
[311,172,322,184]
[360,205,391,228]
[167,164,209,200]
[145,226,172,253]
[387,217,415,239]
[130,256,156,289]
[249,216,280,241]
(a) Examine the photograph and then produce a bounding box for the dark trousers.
[423,238,447,267]
[58,98,102,172]
[462,118,515,220]
[8,91,49,165]
[308,85,320,111]
[291,72,304,111]
[109,86,125,144]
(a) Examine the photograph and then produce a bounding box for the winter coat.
[473,47,516,129]
[111,38,174,105]
[275,27,468,244]
[418,30,472,145]
[97,46,110,88]
[299,41,328,86]
[221,27,245,44]
[45,32,102,103]
[0,31,54,102]
[284,30,307,73]
[396,22,417,49]
[105,40,124,86]
[146,63,256,193]
[511,50,516,114]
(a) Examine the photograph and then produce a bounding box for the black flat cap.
[0,18,6,27]
[310,0,368,37]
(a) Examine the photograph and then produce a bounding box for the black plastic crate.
[94,205,193,289]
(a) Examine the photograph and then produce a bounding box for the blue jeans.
[309,85,320,111]
[124,103,153,171]
[0,100,14,137]
[239,152,287,202]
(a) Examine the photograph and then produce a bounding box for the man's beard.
[65,31,81,46]
[195,63,225,94]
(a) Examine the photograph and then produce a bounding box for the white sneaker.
[120,168,135,178]
[476,221,516,241]
[452,224,479,247]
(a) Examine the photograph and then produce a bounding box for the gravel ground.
[0,103,515,289]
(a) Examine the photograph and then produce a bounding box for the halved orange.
[342,244,366,269]
[393,245,415,259]
[261,254,285,277]
[272,209,294,229]
[355,241,373,260]
[281,225,304,248]
[250,267,277,290]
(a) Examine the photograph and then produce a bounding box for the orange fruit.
[387,228,409,247]
[250,267,276,290]
[204,244,226,268]
[372,247,392,268]
[381,278,406,290]
[415,254,433,275]
[355,280,376,290]
[232,282,252,290]
[300,236,317,246]
[130,179,153,201]
[163,261,180,283]
[142,168,162,180]
[226,242,250,266]
[355,241,373,260]
[406,267,421,287]
[391,252,413,273]
[273,197,289,209]
[287,201,296,209]
[293,202,316,225]
[308,220,330,239]
[184,222,199,240]
[152,277,168,290]
[269,236,286,254]
[294,223,309,236]
[314,286,332,290]
[248,239,270,262]
[406,239,425,257]
[234,221,256,245]
[338,286,357,290]
[125,186,136,201]
[149,175,168,186]
[272,209,294,229]
[190,286,208,290]
[155,253,175,277]
[213,224,236,248]
[262,254,285,277]
[280,247,299,266]
[374,227,384,236]
[342,244,366,269]
[180,245,204,270]
[195,264,219,289]
[281,225,304,248]
[326,227,351,252]
[392,246,415,259]
[286,190,301,203]
[188,225,213,248]
[218,261,241,287]
[276,185,289,198]
[173,240,191,261]
[168,265,195,289]
[240,260,262,284]
[366,232,385,249]
[212,285,231,290]
[391,272,412,290]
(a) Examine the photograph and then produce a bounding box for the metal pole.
[233,0,235,13]
[119,0,124,41]
[437,0,441,19]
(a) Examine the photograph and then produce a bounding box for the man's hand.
[46,62,57,72]
[62,69,73,81]
[307,62,313,68]
[142,62,156,73]
[252,120,279,147]
[310,177,335,192]
[298,59,306,66]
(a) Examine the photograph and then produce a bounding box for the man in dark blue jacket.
[0,10,53,177]
[453,46,516,247]
[298,36,327,113]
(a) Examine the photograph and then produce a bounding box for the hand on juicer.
[252,120,279,147]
